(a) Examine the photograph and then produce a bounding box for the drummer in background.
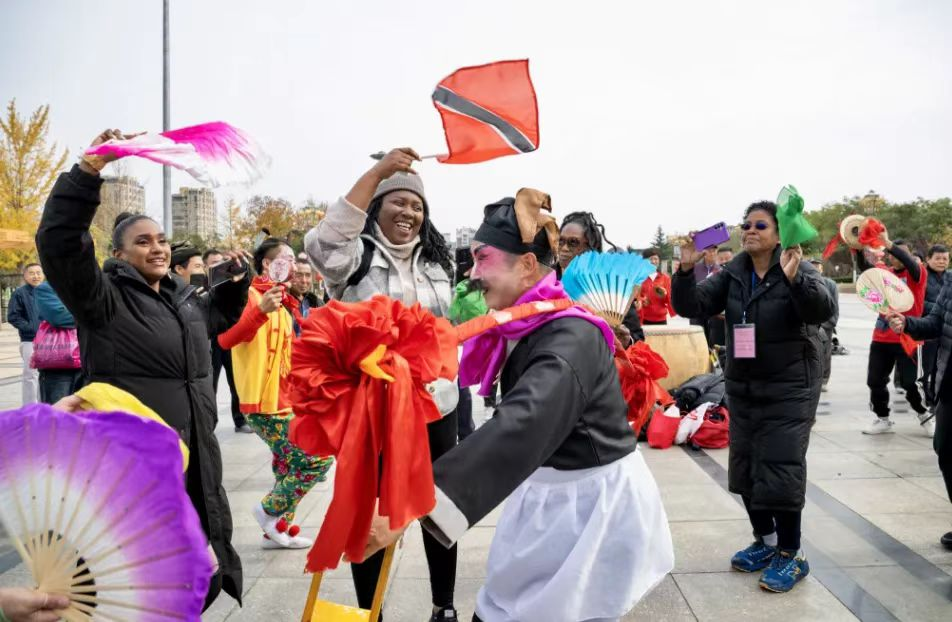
[557,211,644,346]
[672,201,835,593]
[854,232,932,437]
[639,248,676,325]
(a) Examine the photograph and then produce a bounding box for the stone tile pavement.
[2,297,952,620]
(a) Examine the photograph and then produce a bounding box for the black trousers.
[351,411,459,612]
[210,340,246,428]
[921,340,940,408]
[867,341,926,418]
[743,496,802,552]
[820,329,833,385]
[933,399,952,503]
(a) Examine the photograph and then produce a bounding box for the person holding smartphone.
[672,201,835,593]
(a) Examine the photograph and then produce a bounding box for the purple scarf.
[459,272,615,396]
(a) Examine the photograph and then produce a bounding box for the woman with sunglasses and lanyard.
[557,212,644,346]
[672,201,835,594]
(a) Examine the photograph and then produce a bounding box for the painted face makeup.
[471,243,522,310]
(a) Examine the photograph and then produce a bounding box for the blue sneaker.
[730,541,776,572]
[759,551,810,593]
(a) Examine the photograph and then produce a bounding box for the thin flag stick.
[369,151,445,161]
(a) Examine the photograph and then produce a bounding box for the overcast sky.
[3,1,950,247]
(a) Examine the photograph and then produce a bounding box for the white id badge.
[733,323,756,359]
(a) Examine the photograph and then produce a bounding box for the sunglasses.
[740,221,770,231]
[558,237,587,250]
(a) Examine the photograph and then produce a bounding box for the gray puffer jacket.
[304,197,451,317]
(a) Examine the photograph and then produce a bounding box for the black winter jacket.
[924,267,951,318]
[6,284,40,341]
[35,165,246,604]
[672,247,835,396]
[672,247,835,511]
[906,284,952,400]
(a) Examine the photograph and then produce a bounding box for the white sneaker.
[261,533,313,550]
[919,414,936,438]
[863,418,895,435]
[253,503,291,548]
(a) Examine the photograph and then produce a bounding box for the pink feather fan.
[85,121,271,187]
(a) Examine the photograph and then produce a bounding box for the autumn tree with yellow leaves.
[0,100,68,271]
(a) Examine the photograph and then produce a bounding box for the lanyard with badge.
[733,272,758,359]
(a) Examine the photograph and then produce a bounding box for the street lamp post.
[162,0,171,235]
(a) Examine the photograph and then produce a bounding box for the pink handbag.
[30,321,81,370]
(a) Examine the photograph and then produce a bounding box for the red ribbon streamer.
[288,296,458,572]
[821,233,843,260]
[859,218,886,248]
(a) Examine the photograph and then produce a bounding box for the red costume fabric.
[613,340,673,435]
[638,272,676,323]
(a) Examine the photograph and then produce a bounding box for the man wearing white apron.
[366,190,674,622]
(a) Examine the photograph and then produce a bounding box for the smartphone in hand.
[692,222,730,250]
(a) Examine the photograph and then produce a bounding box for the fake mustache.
[466,279,487,294]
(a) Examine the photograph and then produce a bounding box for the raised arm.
[787,264,836,325]
[304,149,419,290]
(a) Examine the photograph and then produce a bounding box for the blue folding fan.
[562,251,658,326]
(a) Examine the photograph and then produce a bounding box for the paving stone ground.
[1,295,951,620]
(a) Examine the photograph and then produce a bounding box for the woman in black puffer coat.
[672,201,835,594]
[35,129,246,609]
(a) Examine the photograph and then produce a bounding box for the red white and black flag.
[431,59,540,164]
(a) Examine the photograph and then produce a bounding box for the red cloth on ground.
[287,296,458,572]
[614,340,673,435]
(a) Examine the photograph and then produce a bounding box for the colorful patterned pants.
[246,413,333,523]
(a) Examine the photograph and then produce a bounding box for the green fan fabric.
[776,184,818,249]
[448,280,489,325]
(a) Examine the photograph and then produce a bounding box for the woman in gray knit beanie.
[304,148,460,622]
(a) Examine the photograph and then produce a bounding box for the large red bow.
[288,296,458,572]
[614,341,674,435]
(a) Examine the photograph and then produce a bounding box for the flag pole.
[369,151,445,161]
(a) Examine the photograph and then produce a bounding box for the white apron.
[476,449,674,622]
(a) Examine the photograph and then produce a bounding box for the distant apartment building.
[172,187,217,240]
[455,227,477,249]
[95,176,145,233]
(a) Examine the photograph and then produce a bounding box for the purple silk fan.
[0,404,212,621]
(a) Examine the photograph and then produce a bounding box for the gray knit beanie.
[372,172,426,204]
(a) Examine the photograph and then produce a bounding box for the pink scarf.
[459,272,615,396]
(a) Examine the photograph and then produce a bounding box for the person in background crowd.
[34,281,83,404]
[557,211,644,346]
[673,201,835,593]
[448,247,486,441]
[690,246,721,348]
[218,238,334,550]
[717,246,734,266]
[639,248,676,325]
[855,234,932,437]
[171,245,206,282]
[671,258,681,274]
[921,244,951,410]
[809,259,840,392]
[288,257,322,336]
[888,280,952,551]
[305,148,460,622]
[6,263,44,405]
[204,248,251,433]
[36,128,249,609]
